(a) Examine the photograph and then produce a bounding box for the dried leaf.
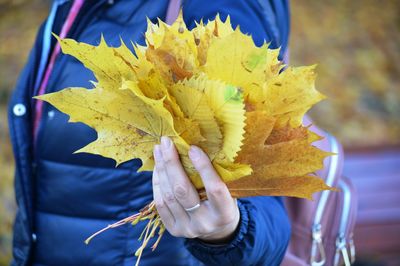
[227,175,333,200]
[37,69,248,189]
[55,35,140,88]
[262,65,326,127]
[233,111,333,198]
[39,14,332,198]
[38,13,339,261]
[145,13,197,82]
[169,80,222,158]
[35,86,161,166]
[203,28,266,97]
[181,75,246,162]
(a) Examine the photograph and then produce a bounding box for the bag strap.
[310,134,343,266]
[33,0,85,141]
[166,0,182,25]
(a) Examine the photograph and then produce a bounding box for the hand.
[152,136,240,244]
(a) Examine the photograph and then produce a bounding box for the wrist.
[198,205,240,245]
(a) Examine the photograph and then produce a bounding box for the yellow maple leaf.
[203,28,264,90]
[122,78,204,149]
[202,27,282,105]
[40,13,331,198]
[55,35,141,88]
[233,111,333,199]
[192,14,234,65]
[145,13,198,83]
[35,86,160,166]
[227,175,333,200]
[37,68,248,189]
[169,80,222,158]
[262,65,326,127]
[204,14,235,38]
[41,12,338,261]
[181,75,247,162]
[123,73,249,186]
[170,75,251,187]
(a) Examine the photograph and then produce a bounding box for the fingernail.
[189,146,202,160]
[154,145,163,161]
[161,136,171,150]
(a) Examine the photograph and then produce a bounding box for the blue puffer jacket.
[8,0,291,265]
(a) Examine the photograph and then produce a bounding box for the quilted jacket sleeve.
[185,197,291,265]
[182,1,291,265]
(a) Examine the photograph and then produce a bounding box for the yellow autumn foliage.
[36,13,332,198]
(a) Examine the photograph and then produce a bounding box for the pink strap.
[165,0,182,25]
[33,0,85,140]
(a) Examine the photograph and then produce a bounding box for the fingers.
[188,145,233,213]
[152,168,175,229]
[153,141,240,241]
[160,136,200,210]
[153,145,190,223]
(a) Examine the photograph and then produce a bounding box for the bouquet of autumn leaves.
[36,13,333,261]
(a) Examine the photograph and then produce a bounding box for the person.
[8,0,291,265]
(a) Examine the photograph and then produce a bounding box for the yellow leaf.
[190,160,252,189]
[38,13,338,261]
[192,15,234,65]
[40,13,332,200]
[138,156,155,172]
[145,48,193,82]
[122,79,205,147]
[55,34,139,89]
[146,12,196,53]
[35,87,158,166]
[131,44,154,81]
[266,123,322,145]
[169,80,222,159]
[145,13,197,82]
[144,18,164,48]
[203,29,263,90]
[227,175,334,200]
[262,65,326,127]
[192,21,212,66]
[181,75,246,162]
[234,111,333,198]
[204,14,235,38]
[212,160,252,183]
[169,75,249,188]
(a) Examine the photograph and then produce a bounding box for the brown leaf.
[227,175,335,200]
[233,111,333,198]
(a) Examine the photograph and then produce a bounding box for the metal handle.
[349,237,356,263]
[310,224,326,266]
[334,234,351,266]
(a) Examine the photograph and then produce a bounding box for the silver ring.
[185,203,201,212]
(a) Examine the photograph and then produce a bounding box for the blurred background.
[0,0,399,265]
